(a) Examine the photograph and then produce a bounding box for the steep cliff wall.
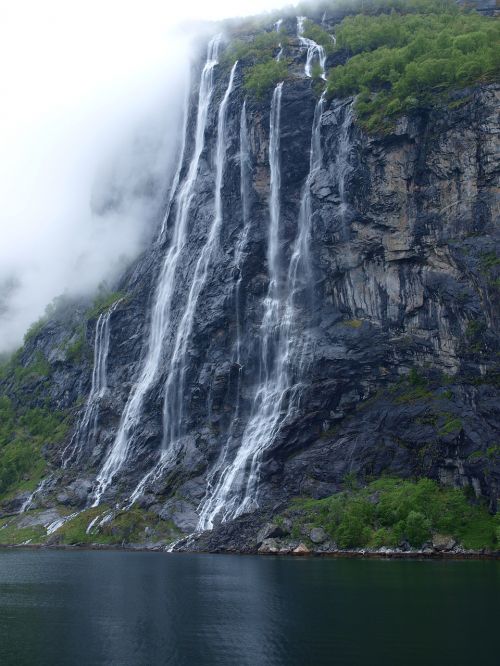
[0,7,498,549]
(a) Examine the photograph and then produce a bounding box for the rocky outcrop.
[0,29,498,549]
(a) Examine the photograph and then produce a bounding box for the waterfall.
[275,18,284,61]
[235,100,251,366]
[196,98,252,530]
[161,61,238,451]
[198,84,326,528]
[61,300,120,469]
[330,102,354,239]
[19,476,52,513]
[297,16,327,80]
[127,60,239,506]
[90,35,222,507]
[197,82,291,528]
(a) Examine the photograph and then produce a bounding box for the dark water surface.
[0,550,497,665]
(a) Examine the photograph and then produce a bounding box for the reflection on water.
[0,550,498,665]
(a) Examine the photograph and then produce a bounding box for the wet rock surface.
[0,34,498,551]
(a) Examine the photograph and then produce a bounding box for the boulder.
[258,538,280,554]
[309,527,327,544]
[292,543,311,556]
[432,534,457,551]
[256,522,289,546]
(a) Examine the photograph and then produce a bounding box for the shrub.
[244,59,289,98]
[86,291,124,320]
[0,396,68,498]
[223,31,286,67]
[403,510,432,546]
[301,19,335,53]
[326,4,500,131]
[286,477,499,550]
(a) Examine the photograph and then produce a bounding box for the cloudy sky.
[0,0,296,352]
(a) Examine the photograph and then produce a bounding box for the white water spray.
[196,98,252,530]
[61,299,121,469]
[161,61,238,450]
[297,16,327,80]
[197,82,291,527]
[90,36,222,507]
[19,476,52,513]
[128,60,238,506]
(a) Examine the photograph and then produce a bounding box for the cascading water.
[235,100,251,367]
[335,103,354,219]
[198,82,326,529]
[61,300,121,469]
[196,98,252,530]
[198,81,291,528]
[19,476,52,513]
[161,61,238,451]
[90,35,222,507]
[275,18,284,61]
[297,16,327,80]
[127,60,239,506]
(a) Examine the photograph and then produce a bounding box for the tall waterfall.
[161,60,238,450]
[90,36,222,507]
[61,299,120,469]
[198,82,326,528]
[198,82,288,527]
[275,18,284,61]
[196,98,252,530]
[297,16,327,80]
[128,60,239,506]
[235,100,251,367]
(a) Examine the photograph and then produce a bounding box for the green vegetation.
[55,507,180,546]
[286,477,499,550]
[0,517,47,545]
[301,18,335,53]
[342,318,363,328]
[223,31,285,65]
[326,3,500,130]
[0,396,68,499]
[86,291,124,320]
[438,415,462,436]
[392,368,433,403]
[222,29,290,98]
[244,59,289,98]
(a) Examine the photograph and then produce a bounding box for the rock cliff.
[0,9,498,550]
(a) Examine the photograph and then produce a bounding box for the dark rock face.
[1,40,498,545]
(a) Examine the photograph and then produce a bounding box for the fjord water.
[0,552,497,666]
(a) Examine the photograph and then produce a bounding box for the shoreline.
[0,542,498,560]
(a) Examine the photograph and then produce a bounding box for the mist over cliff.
[0,0,498,554]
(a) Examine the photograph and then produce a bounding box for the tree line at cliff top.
[224,0,499,131]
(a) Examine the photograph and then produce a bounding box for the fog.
[0,0,296,353]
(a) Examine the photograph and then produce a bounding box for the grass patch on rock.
[284,477,499,550]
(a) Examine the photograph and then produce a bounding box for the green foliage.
[56,507,180,545]
[287,477,499,550]
[65,335,84,363]
[301,19,335,54]
[342,318,363,328]
[24,318,47,344]
[244,59,289,99]
[393,369,433,403]
[0,396,68,499]
[86,291,124,320]
[403,510,431,546]
[327,5,500,131]
[223,31,286,66]
[479,251,500,273]
[0,517,46,545]
[439,416,462,436]
[298,0,459,19]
